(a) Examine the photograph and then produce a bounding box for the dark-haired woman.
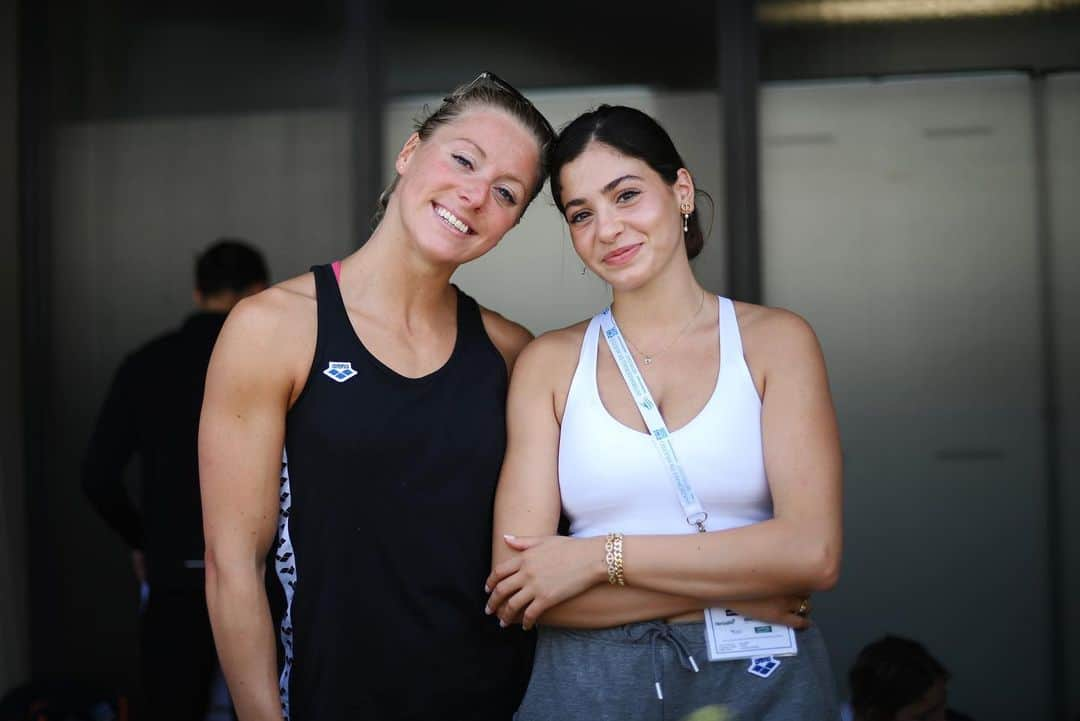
[199,74,555,721]
[488,105,842,719]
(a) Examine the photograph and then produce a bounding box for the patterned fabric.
[275,449,296,720]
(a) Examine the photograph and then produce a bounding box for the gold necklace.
[620,289,706,366]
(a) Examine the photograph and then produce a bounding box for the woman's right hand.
[723,595,812,630]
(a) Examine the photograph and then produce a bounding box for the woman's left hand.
[485,534,607,630]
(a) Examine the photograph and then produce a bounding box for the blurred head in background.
[194,238,269,312]
[850,635,952,721]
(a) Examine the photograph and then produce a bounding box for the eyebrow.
[453,137,487,159]
[452,137,528,191]
[563,174,643,210]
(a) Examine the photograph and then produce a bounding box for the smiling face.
[557,141,694,291]
[390,107,542,268]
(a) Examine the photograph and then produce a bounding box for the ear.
[674,168,696,212]
[395,132,422,175]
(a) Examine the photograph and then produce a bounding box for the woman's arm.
[616,310,842,598]
[493,530,812,631]
[517,562,809,632]
[490,327,819,631]
[491,333,705,629]
[489,333,576,594]
[487,310,841,625]
[200,293,299,721]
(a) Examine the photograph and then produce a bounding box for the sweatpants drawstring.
[627,622,700,700]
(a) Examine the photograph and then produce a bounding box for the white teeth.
[436,206,471,234]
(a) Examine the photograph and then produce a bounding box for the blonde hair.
[372,75,554,227]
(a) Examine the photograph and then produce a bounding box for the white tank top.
[558,297,772,538]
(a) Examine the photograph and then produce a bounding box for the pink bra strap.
[331,260,342,285]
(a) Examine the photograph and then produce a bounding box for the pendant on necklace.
[643,357,653,365]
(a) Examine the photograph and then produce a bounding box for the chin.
[600,266,654,293]
[420,235,495,267]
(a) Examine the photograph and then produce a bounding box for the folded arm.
[488,312,841,629]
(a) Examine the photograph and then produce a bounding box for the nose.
[458,178,488,210]
[595,206,622,244]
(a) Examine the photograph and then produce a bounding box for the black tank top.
[274,264,532,721]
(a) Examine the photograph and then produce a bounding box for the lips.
[433,203,474,235]
[603,243,642,266]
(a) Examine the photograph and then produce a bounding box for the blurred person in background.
[198,72,554,721]
[843,635,977,721]
[83,239,269,721]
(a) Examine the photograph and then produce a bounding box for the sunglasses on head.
[445,71,555,140]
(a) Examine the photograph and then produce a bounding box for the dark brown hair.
[549,105,706,259]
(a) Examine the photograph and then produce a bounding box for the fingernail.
[484,605,491,615]
[484,585,490,593]
[499,619,507,628]
[503,534,515,540]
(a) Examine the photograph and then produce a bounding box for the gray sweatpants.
[514,621,838,721]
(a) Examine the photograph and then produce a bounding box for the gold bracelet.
[604,532,625,586]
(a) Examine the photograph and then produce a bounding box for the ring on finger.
[796,598,811,617]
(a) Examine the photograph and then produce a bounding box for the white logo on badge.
[323,361,357,383]
[747,656,780,678]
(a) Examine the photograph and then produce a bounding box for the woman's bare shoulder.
[511,318,591,382]
[528,319,590,355]
[231,271,314,327]
[478,306,534,373]
[212,271,318,378]
[733,300,825,374]
[478,309,591,377]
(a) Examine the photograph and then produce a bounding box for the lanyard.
[598,308,708,533]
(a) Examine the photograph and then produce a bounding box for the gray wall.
[760,73,1058,720]
[0,0,30,699]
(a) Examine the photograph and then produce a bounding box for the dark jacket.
[82,312,227,589]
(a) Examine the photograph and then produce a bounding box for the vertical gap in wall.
[719,0,762,302]
[1031,72,1065,721]
[345,0,384,248]
[17,0,53,675]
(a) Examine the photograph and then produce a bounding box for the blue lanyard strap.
[598,308,708,533]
